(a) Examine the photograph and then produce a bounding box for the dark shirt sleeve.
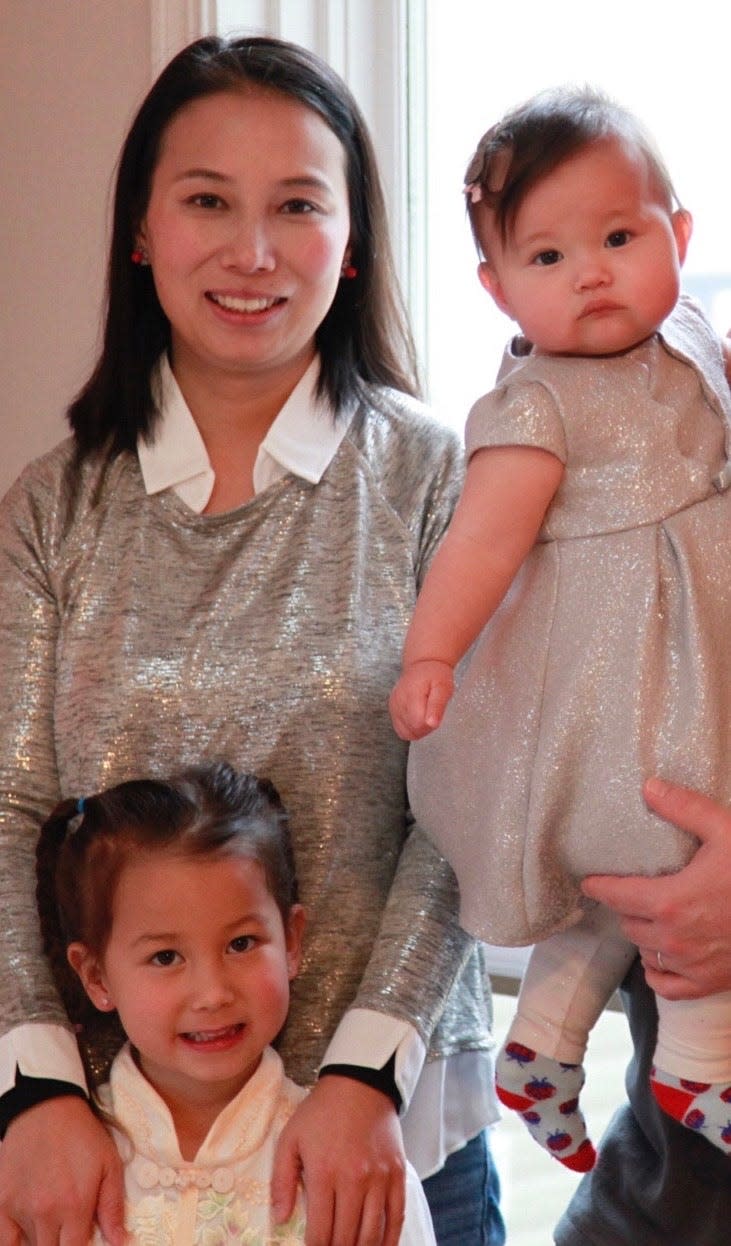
[319,1053,401,1112]
[0,1068,88,1138]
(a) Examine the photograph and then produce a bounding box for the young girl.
[391,87,731,1170]
[36,761,436,1244]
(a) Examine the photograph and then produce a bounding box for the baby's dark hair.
[464,86,680,258]
[36,762,297,1074]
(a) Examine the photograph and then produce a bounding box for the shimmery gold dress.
[408,296,731,945]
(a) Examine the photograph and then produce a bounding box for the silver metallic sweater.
[0,387,492,1088]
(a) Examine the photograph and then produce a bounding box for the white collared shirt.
[137,356,350,509]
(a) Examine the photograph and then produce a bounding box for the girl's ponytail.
[35,797,125,1088]
[35,798,87,1020]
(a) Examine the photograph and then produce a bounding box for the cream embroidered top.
[91,1044,436,1245]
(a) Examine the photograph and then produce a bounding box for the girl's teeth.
[185,1024,241,1042]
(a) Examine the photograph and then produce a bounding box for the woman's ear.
[67,943,116,1013]
[284,905,306,981]
[478,261,512,317]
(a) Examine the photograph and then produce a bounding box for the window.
[214,0,411,282]
[179,2,730,434]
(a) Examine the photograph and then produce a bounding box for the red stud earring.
[131,248,149,266]
[341,263,358,279]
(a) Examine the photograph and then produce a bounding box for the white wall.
[1,0,153,496]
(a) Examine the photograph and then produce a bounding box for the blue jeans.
[422,1130,506,1245]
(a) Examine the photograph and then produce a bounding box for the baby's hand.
[389,660,454,740]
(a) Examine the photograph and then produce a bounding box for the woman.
[0,35,502,1246]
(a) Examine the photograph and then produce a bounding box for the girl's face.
[69,850,304,1116]
[137,87,351,395]
[476,136,691,356]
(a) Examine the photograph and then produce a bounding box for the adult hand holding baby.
[583,777,731,1000]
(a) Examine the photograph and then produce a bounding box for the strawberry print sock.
[495,1040,596,1172]
[650,1066,731,1154]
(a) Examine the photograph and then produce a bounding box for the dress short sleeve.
[465,380,568,464]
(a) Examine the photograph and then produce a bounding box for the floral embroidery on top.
[126,1196,179,1246]
[270,1214,308,1244]
[191,1195,305,1245]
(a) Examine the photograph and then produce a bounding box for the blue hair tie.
[76,797,86,815]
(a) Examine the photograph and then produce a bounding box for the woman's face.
[138,87,351,391]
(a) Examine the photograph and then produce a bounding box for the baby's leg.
[650,991,731,1154]
[495,905,635,1171]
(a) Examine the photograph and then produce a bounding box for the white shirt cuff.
[0,1024,86,1097]
[320,1009,426,1111]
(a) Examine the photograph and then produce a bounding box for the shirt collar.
[137,355,350,513]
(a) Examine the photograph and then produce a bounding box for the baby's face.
[476,136,691,356]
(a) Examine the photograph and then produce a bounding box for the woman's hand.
[271,1075,406,1246]
[389,660,454,741]
[0,1096,126,1245]
[582,777,731,1000]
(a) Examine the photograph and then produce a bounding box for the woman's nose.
[221,216,276,273]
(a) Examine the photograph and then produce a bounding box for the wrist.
[0,1073,88,1139]
[402,656,454,675]
[318,1054,401,1113]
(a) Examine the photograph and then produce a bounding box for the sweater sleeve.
[0,464,73,1047]
[343,407,487,1052]
[350,820,477,1055]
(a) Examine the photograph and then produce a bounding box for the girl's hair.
[68,34,419,459]
[36,762,298,1072]
[464,86,681,258]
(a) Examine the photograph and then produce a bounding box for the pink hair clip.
[464,182,483,204]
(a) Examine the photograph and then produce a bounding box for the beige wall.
[1,0,153,496]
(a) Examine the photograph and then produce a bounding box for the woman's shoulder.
[0,438,77,550]
[0,437,139,553]
[347,384,463,474]
[342,385,465,543]
[356,383,460,437]
[2,436,76,502]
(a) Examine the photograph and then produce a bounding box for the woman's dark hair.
[36,762,298,1077]
[464,86,681,258]
[67,35,419,458]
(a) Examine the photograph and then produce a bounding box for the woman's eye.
[533,250,562,267]
[606,230,631,248]
[150,949,179,967]
[190,193,225,210]
[281,198,317,215]
[229,935,255,954]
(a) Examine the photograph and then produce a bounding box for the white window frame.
[150,0,217,73]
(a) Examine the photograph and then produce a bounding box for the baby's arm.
[389,443,564,740]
